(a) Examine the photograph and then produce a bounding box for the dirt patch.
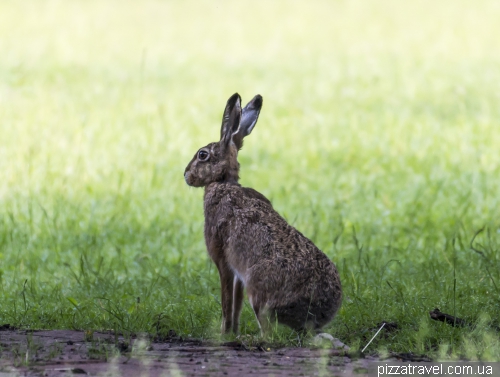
[0,328,380,376]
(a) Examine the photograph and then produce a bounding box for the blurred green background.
[1,0,499,358]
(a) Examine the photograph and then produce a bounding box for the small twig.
[362,322,386,353]
[429,308,470,327]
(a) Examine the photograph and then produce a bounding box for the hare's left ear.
[220,93,242,148]
[232,94,263,150]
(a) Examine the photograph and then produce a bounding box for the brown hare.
[184,93,342,337]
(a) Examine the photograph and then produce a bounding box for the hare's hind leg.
[216,261,235,334]
[232,277,244,334]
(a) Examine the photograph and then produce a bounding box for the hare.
[184,93,342,336]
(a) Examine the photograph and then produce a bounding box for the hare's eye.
[198,150,210,161]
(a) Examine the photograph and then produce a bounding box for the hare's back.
[229,186,338,274]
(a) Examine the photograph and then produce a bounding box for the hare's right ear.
[220,93,242,149]
[232,95,263,150]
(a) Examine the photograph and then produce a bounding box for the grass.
[1,0,499,360]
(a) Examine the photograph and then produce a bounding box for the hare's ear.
[220,93,242,148]
[232,94,263,150]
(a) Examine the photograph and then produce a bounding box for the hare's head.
[184,93,262,187]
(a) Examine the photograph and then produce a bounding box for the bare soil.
[0,328,379,376]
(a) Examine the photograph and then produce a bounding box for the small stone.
[312,333,350,350]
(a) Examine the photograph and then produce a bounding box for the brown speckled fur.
[184,93,342,335]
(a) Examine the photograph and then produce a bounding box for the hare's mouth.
[184,171,202,187]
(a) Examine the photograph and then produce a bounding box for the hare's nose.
[184,171,191,184]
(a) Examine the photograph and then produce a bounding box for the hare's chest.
[204,202,229,230]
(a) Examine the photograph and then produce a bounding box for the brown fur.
[184,93,342,335]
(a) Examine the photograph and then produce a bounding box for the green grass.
[1,0,499,360]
